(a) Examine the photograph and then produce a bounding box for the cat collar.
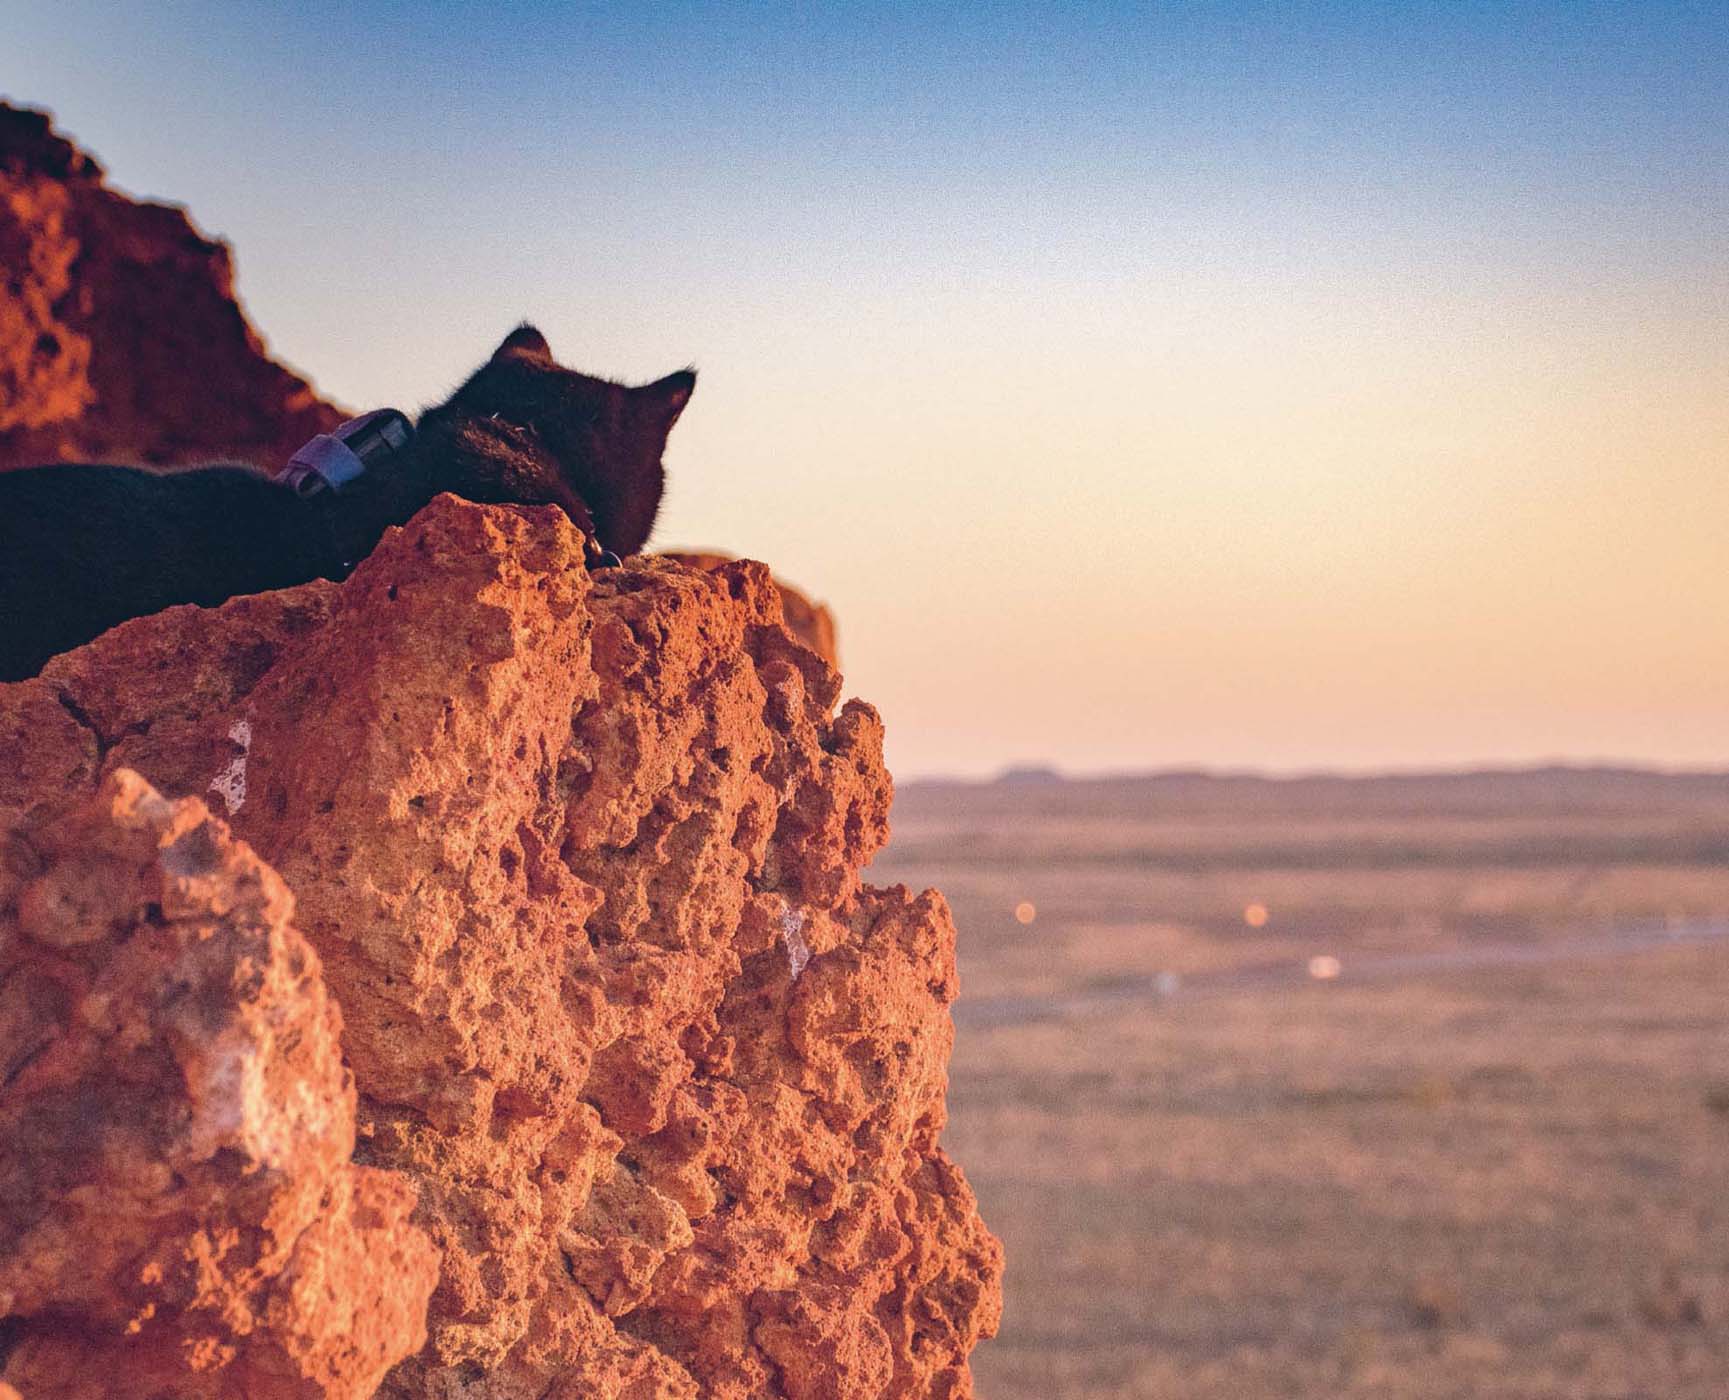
[276,409,413,497]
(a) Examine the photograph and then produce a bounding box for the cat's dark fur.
[0,326,693,681]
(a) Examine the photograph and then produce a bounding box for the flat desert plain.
[870,769,1729,1399]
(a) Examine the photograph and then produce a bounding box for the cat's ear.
[640,369,696,430]
[492,323,552,361]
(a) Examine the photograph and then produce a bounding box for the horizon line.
[901,757,1729,787]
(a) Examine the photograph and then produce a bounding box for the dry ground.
[871,772,1729,1399]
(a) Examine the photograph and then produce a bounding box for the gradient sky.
[5,1,1726,777]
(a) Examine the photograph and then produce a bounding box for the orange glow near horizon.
[664,267,1729,778]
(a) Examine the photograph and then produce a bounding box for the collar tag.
[276,408,413,497]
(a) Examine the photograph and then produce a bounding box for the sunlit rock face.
[0,102,342,472]
[0,770,439,1399]
[0,495,1001,1398]
[661,551,839,672]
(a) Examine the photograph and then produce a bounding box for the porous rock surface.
[0,771,438,1398]
[0,102,342,471]
[0,495,1001,1396]
[662,552,839,672]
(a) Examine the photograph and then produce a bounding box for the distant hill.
[899,764,1729,821]
[994,764,1064,785]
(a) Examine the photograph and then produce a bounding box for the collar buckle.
[277,408,413,497]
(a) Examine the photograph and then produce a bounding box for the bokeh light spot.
[1308,955,1342,980]
[1243,902,1269,928]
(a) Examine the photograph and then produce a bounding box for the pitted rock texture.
[662,551,839,671]
[0,769,438,1398]
[0,495,1001,1397]
[0,102,342,471]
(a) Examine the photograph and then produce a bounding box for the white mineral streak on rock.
[186,1035,332,1172]
[208,718,252,815]
[780,902,811,980]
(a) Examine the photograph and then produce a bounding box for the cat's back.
[0,459,287,586]
[1,459,273,528]
[0,460,314,682]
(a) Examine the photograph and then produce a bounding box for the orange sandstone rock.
[0,495,1001,1396]
[663,550,840,670]
[0,770,438,1398]
[0,103,342,471]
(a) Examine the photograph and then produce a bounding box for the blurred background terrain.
[874,768,1729,1398]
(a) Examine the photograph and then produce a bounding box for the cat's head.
[422,324,695,558]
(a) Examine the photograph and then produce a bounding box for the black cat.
[0,325,694,681]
